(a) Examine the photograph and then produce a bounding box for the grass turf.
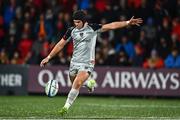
[0,95,180,119]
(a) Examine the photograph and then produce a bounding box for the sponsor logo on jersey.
[80,33,84,37]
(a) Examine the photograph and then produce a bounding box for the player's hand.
[40,57,50,67]
[128,16,143,26]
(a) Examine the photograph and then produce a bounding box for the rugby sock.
[64,88,79,109]
[83,79,89,87]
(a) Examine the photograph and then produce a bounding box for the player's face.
[73,20,83,29]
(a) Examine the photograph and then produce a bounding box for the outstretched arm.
[40,38,67,67]
[101,16,143,32]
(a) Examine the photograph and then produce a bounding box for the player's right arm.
[40,38,66,67]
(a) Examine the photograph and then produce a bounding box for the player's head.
[73,10,87,29]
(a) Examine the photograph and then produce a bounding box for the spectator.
[44,8,54,41]
[141,17,157,48]
[14,6,23,32]
[172,18,180,41]
[18,34,33,60]
[143,49,164,69]
[104,43,116,65]
[77,0,90,10]
[116,49,130,66]
[35,14,47,39]
[8,21,17,36]
[10,51,23,64]
[115,35,135,60]
[0,0,179,67]
[158,17,171,41]
[3,0,16,27]
[153,0,168,26]
[171,34,180,49]
[132,43,144,67]
[0,48,9,64]
[95,0,107,13]
[95,51,105,65]
[31,36,48,64]
[5,35,17,59]
[52,12,66,43]
[22,22,33,39]
[24,52,35,64]
[40,41,50,59]
[138,30,150,58]
[165,48,180,68]
[157,37,170,59]
[52,52,67,65]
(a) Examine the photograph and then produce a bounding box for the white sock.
[83,79,89,87]
[64,88,79,109]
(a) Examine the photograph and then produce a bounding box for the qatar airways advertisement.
[28,66,180,97]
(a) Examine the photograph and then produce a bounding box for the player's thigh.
[78,65,94,76]
[76,71,90,82]
[72,71,90,89]
[72,65,93,88]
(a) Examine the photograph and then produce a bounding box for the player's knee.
[74,80,83,89]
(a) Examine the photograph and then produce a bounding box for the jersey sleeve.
[63,27,74,40]
[88,23,102,31]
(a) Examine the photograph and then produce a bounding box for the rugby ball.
[45,79,59,97]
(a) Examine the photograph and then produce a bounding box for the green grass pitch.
[0,95,180,119]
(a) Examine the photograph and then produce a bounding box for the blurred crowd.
[0,0,180,68]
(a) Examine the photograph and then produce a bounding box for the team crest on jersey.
[80,33,84,37]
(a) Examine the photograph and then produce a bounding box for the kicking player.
[40,10,143,116]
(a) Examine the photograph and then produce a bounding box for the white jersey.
[63,23,102,66]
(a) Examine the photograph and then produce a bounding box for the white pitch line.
[0,117,180,120]
[85,103,180,108]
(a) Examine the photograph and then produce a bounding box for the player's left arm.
[101,16,143,32]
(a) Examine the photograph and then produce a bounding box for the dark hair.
[72,10,87,22]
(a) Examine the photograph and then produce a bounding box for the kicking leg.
[72,71,90,90]
[59,71,90,116]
